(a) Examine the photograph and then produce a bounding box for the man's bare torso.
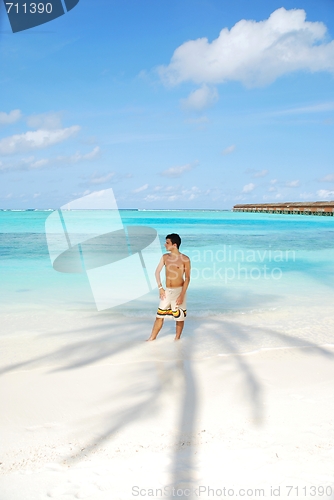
[164,253,189,288]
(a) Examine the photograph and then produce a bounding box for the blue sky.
[0,0,334,209]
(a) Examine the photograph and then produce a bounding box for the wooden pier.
[233,201,334,216]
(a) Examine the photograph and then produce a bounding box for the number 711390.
[6,3,53,14]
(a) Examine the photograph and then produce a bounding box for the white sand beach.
[1,310,334,500]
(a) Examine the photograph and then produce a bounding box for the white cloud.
[158,8,334,89]
[181,85,218,110]
[182,186,202,200]
[253,169,268,178]
[30,158,50,169]
[270,179,278,184]
[222,144,235,155]
[274,101,334,115]
[0,156,33,172]
[144,185,202,202]
[64,146,100,163]
[26,112,63,130]
[185,116,209,124]
[299,192,314,200]
[161,162,196,178]
[0,109,22,125]
[144,194,161,202]
[33,147,99,168]
[286,180,300,187]
[319,174,334,182]
[110,133,171,144]
[0,126,80,155]
[242,183,255,193]
[88,173,114,185]
[0,146,98,173]
[85,146,100,159]
[133,184,149,193]
[79,169,131,187]
[262,193,282,200]
[317,189,334,200]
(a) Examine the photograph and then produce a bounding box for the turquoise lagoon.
[1,209,334,349]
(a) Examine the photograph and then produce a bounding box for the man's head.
[165,233,181,250]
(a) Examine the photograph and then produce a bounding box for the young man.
[147,233,191,341]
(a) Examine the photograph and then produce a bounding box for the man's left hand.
[176,294,184,306]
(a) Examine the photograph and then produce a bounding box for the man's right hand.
[159,288,166,299]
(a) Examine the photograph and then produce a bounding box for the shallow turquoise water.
[1,210,334,319]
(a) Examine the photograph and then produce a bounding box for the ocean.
[1,209,334,352]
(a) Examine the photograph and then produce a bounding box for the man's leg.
[146,318,164,341]
[175,321,184,340]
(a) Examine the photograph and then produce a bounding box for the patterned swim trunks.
[156,286,187,321]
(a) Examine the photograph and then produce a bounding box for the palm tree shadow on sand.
[1,314,333,499]
[166,317,334,499]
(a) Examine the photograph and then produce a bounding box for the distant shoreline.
[0,208,233,212]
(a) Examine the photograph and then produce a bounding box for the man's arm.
[155,255,166,298]
[176,257,191,305]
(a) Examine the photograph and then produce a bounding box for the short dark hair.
[166,233,181,249]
